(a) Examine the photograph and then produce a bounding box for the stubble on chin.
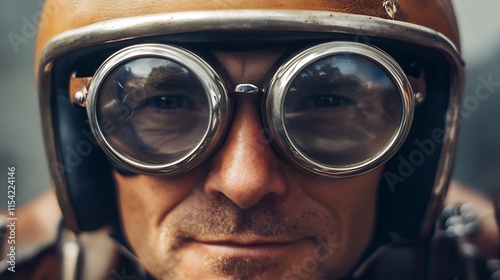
[205,256,278,280]
[148,194,334,279]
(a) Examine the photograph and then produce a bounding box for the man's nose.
[205,94,287,208]
[203,49,288,209]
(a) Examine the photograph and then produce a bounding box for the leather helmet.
[36,0,463,252]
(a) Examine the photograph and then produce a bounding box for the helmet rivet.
[74,91,86,106]
[383,1,398,20]
[414,91,425,105]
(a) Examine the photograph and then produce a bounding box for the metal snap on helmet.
[36,0,464,248]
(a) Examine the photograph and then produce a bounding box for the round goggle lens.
[283,54,403,168]
[95,57,211,165]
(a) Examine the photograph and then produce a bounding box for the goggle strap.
[407,68,426,106]
[70,75,91,107]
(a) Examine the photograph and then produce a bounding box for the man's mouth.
[187,236,310,257]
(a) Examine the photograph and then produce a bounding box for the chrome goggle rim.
[88,41,414,178]
[266,42,414,177]
[86,44,230,175]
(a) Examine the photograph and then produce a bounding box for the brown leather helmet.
[36,0,460,65]
[36,0,464,261]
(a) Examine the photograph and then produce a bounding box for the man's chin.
[172,256,288,280]
[164,238,337,280]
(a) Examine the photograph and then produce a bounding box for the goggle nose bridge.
[234,84,261,95]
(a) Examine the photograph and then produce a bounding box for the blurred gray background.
[1,1,499,209]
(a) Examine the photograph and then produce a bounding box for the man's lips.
[187,237,310,257]
[195,236,304,246]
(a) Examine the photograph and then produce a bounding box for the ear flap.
[377,54,451,240]
[53,87,118,231]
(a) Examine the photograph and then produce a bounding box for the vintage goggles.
[71,41,417,177]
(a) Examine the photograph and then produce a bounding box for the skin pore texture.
[114,48,382,280]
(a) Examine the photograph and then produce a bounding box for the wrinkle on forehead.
[211,48,286,86]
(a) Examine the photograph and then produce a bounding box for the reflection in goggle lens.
[96,58,210,164]
[283,54,403,167]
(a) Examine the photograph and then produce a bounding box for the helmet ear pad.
[376,55,451,240]
[53,86,119,231]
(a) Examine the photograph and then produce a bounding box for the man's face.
[114,48,382,280]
